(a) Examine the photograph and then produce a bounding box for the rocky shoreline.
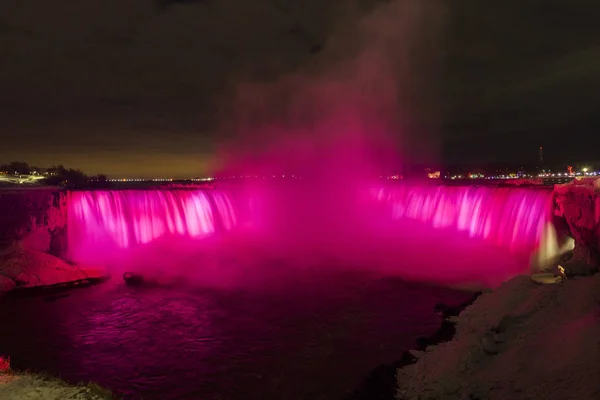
[395,272,600,399]
[348,289,482,400]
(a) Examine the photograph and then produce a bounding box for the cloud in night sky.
[1,0,600,176]
[1,0,354,176]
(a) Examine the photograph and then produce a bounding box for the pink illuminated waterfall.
[373,185,553,254]
[67,190,238,264]
[63,184,557,286]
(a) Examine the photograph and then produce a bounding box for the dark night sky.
[1,0,600,177]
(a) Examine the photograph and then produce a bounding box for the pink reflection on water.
[373,185,553,253]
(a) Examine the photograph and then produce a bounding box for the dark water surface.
[0,270,470,400]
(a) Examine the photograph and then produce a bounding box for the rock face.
[0,189,68,255]
[554,179,600,275]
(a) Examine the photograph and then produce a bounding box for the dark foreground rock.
[396,274,600,399]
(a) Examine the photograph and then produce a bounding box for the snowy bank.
[396,273,600,399]
[0,371,113,400]
[1,355,112,399]
[0,246,105,295]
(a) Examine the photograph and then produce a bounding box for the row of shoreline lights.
[7,173,598,182]
[106,176,301,182]
[449,171,598,180]
[106,169,598,182]
[382,167,598,180]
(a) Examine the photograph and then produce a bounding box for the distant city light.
[2,170,599,186]
[107,178,176,183]
[467,173,484,179]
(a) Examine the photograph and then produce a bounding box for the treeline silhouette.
[0,161,111,189]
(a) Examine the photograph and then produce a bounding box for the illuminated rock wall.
[554,179,600,268]
[0,189,68,255]
[0,189,93,295]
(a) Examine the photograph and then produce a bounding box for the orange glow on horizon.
[0,151,218,179]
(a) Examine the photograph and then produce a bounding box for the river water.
[0,268,470,400]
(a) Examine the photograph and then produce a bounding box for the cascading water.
[373,185,553,253]
[67,189,238,268]
[371,185,573,278]
[63,184,569,287]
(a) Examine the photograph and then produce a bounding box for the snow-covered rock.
[396,274,600,400]
[0,248,105,294]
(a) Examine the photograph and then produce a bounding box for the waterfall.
[373,185,554,255]
[67,189,238,265]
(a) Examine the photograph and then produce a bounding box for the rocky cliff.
[0,189,67,253]
[554,178,600,274]
[0,189,103,295]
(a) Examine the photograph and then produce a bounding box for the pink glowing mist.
[215,0,446,176]
[206,0,557,287]
[211,2,445,257]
